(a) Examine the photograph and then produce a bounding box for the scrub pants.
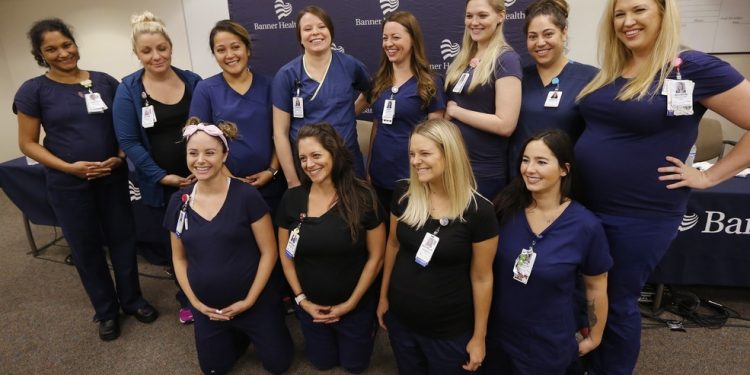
[47,173,146,321]
[192,297,293,375]
[295,295,378,373]
[588,213,681,375]
[383,311,472,375]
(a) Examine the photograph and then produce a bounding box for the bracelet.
[294,293,307,305]
[266,167,279,179]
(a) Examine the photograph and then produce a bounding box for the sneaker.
[179,307,194,324]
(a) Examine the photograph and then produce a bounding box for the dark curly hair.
[27,18,76,67]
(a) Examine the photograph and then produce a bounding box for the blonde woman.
[113,10,201,325]
[444,0,522,199]
[377,119,498,374]
[575,0,750,374]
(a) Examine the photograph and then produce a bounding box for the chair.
[694,118,736,162]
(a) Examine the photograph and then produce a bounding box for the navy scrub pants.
[383,311,473,375]
[47,173,147,321]
[192,296,293,375]
[295,294,378,373]
[588,213,681,375]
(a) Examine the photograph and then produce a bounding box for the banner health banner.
[228,0,534,80]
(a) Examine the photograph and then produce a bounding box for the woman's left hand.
[463,336,485,372]
[316,301,355,324]
[578,336,600,357]
[658,156,712,190]
[218,300,253,319]
[245,169,273,188]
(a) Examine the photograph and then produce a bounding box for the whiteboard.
[678,0,750,54]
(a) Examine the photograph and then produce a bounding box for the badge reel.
[544,77,562,108]
[663,57,694,117]
[292,80,304,119]
[285,213,306,258]
[81,79,108,114]
[382,86,398,125]
[176,193,191,238]
[512,241,538,285]
[415,217,449,267]
[141,92,156,128]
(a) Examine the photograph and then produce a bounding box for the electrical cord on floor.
[640,285,750,330]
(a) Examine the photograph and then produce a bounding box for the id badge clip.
[292,82,304,118]
[544,77,562,108]
[415,218,449,267]
[141,92,156,128]
[175,194,190,238]
[382,86,398,125]
[285,213,306,258]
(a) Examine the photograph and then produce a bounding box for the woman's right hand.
[299,299,335,323]
[67,161,111,180]
[193,300,231,321]
[376,298,389,330]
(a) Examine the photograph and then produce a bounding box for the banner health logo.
[380,0,399,15]
[274,0,293,20]
[505,0,517,7]
[679,213,699,232]
[441,39,460,61]
[331,43,345,53]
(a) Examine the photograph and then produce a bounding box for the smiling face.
[382,21,413,66]
[186,132,226,181]
[409,133,445,185]
[135,32,172,75]
[40,31,79,73]
[298,136,333,185]
[520,139,568,196]
[465,0,504,45]
[526,15,566,68]
[211,31,249,76]
[613,0,662,56]
[299,12,332,55]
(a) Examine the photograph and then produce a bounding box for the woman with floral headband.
[165,117,293,374]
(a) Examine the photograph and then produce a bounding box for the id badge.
[292,96,304,118]
[141,105,157,128]
[381,99,396,125]
[415,232,440,267]
[452,72,470,93]
[176,209,187,238]
[85,92,107,114]
[666,80,694,117]
[285,227,300,258]
[512,247,537,284]
[544,90,562,108]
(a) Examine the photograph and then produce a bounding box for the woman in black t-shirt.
[377,118,498,374]
[276,123,386,373]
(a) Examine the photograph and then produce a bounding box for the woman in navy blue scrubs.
[508,0,598,179]
[487,129,611,374]
[165,118,293,375]
[112,11,201,325]
[444,0,522,199]
[575,0,750,374]
[368,10,445,213]
[378,119,498,374]
[277,124,385,373]
[272,5,371,187]
[189,20,284,214]
[14,18,157,341]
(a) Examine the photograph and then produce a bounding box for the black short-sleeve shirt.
[388,182,498,338]
[276,186,384,306]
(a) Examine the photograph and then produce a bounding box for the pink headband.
[182,123,229,151]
